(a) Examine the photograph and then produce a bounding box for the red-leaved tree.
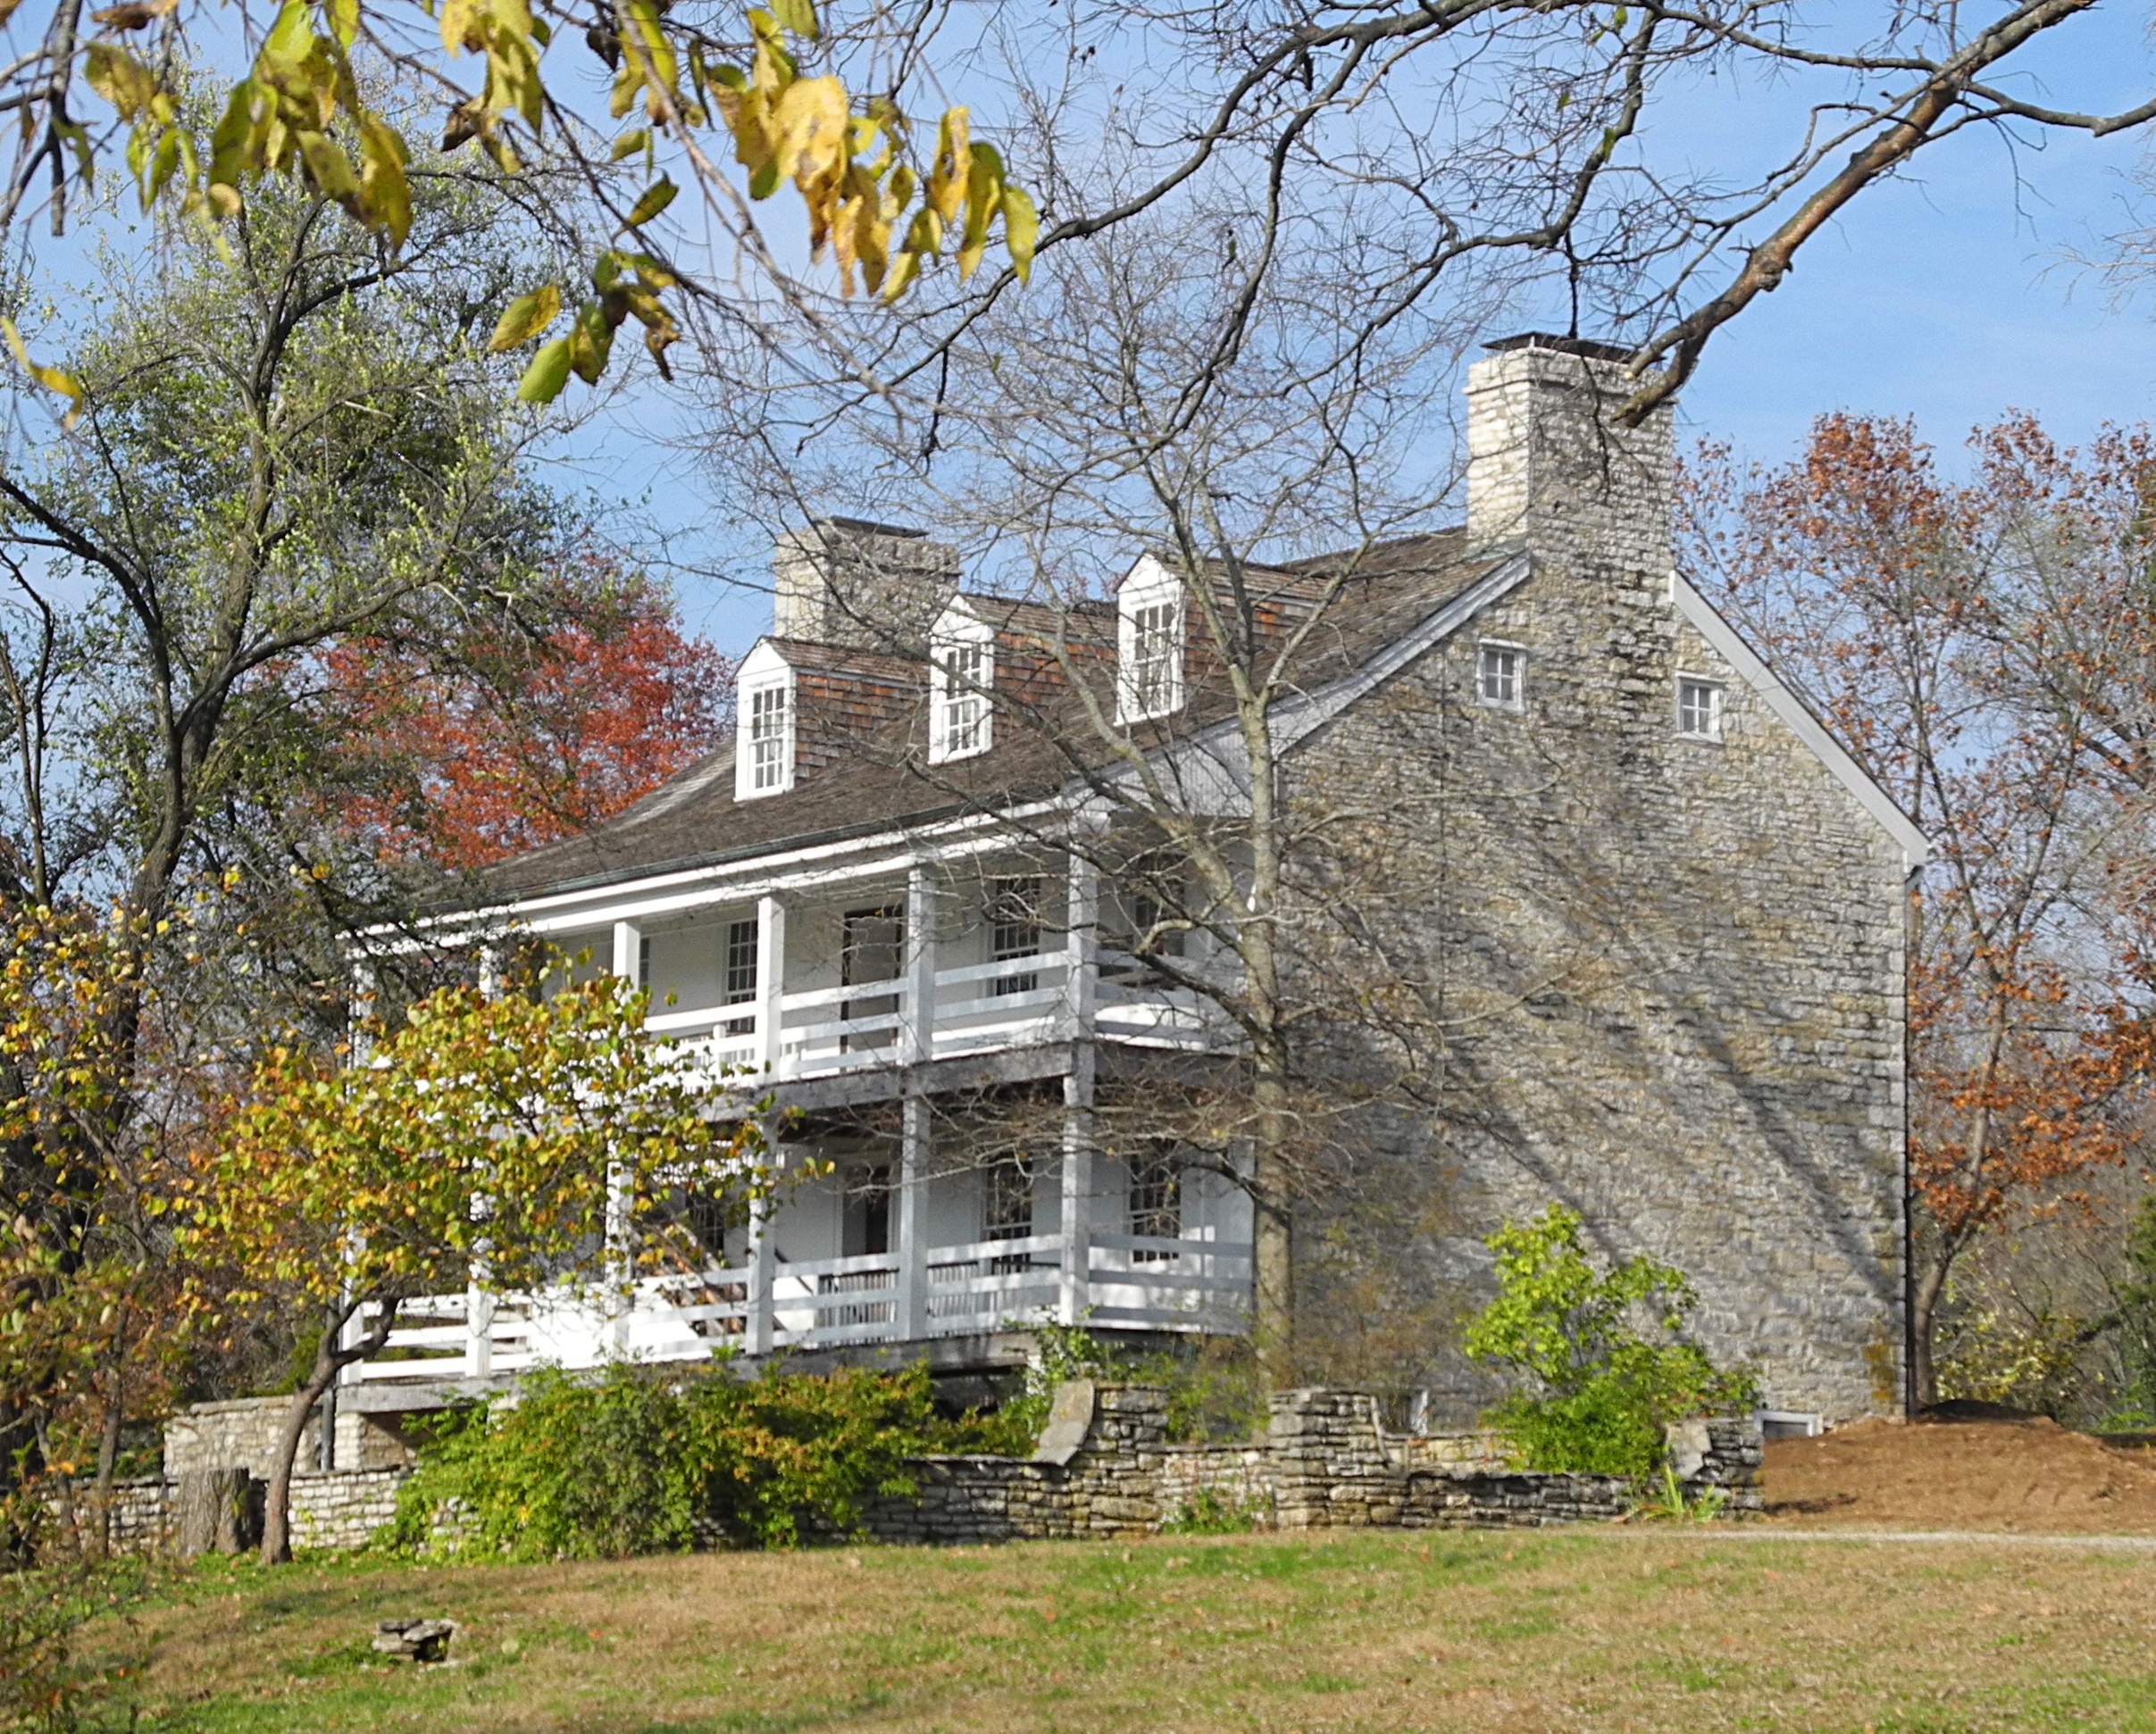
[325,567,732,870]
[1684,413,2156,1402]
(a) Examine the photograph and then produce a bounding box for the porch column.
[746,1125,780,1356]
[756,896,787,1075]
[1063,848,1099,1039]
[464,1284,494,1380]
[1058,1042,1097,1326]
[612,919,642,987]
[895,1095,929,1340]
[903,862,939,1067]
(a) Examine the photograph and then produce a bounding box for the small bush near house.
[980,1321,1265,1454]
[381,1360,986,1560]
[1464,1207,1756,1478]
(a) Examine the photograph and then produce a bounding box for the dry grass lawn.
[97,1527,2156,1733]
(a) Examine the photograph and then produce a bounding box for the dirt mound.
[1765,1414,2156,1532]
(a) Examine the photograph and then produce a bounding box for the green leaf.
[622,177,677,229]
[612,128,652,162]
[490,284,562,351]
[770,0,817,39]
[518,336,573,403]
[329,0,358,47]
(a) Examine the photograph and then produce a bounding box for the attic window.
[734,647,797,799]
[1476,641,1524,711]
[1676,676,1725,743]
[931,633,993,763]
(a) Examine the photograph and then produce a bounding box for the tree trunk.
[1250,1065,1294,1387]
[261,1297,391,1564]
[1909,1242,1953,1411]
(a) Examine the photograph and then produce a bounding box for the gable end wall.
[1290,558,1909,1424]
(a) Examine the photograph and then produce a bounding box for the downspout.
[1902,859,1920,1421]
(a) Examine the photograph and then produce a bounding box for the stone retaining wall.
[859,1382,1760,1544]
[101,1380,1760,1555]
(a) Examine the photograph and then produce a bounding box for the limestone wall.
[1288,368,1911,1421]
[102,1382,1760,1555]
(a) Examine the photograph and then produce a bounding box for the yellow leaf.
[772,74,845,188]
[297,129,359,201]
[489,284,561,351]
[611,128,651,162]
[1000,183,1038,282]
[83,43,158,120]
[328,0,358,47]
[925,106,969,225]
[357,115,412,249]
[769,0,817,38]
[0,320,83,421]
[622,176,676,228]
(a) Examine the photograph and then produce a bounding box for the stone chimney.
[772,518,960,652]
[1464,334,1674,577]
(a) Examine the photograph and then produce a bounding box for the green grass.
[67,1529,2156,1732]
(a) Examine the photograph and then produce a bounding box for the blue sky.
[644,6,2156,655]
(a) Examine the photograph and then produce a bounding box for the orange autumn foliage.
[326,587,731,870]
[1684,411,2156,1400]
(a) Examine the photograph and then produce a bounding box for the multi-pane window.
[989,876,1041,996]
[1128,1146,1182,1261]
[1126,599,1182,718]
[1677,677,1726,741]
[934,638,991,762]
[722,917,758,1036]
[1477,642,1523,709]
[747,682,790,792]
[984,1155,1035,1274]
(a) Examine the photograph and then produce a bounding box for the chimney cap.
[1482,331,1638,365]
[816,515,932,541]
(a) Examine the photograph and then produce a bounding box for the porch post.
[756,896,787,1076]
[896,1095,929,1340]
[612,919,642,987]
[1063,849,1098,1039]
[1059,847,1099,1324]
[746,1124,779,1356]
[1059,1043,1097,1326]
[903,862,939,1067]
[464,1283,493,1380]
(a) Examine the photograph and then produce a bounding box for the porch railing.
[342,1229,1253,1386]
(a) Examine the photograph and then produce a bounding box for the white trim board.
[1668,571,1929,868]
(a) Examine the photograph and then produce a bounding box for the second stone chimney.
[1464,334,1674,578]
[772,518,960,652]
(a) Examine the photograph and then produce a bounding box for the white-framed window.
[1116,557,1186,722]
[1476,640,1525,711]
[930,630,994,763]
[989,875,1041,996]
[734,643,797,799]
[1676,675,1726,742]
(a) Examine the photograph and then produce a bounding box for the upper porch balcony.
[532,852,1235,1096]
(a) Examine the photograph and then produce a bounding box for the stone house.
[339,333,1921,1449]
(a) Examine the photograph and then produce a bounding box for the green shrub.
[1463,1207,1755,1478]
[0,1541,153,1734]
[979,1321,1264,1454]
[381,1360,958,1559]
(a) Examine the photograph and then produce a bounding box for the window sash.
[1128,601,1180,716]
[748,684,790,789]
[1678,679,1724,738]
[935,638,991,759]
[723,919,759,1004]
[1477,645,1520,706]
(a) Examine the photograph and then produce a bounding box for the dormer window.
[1116,556,1185,722]
[930,617,994,764]
[734,642,796,799]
